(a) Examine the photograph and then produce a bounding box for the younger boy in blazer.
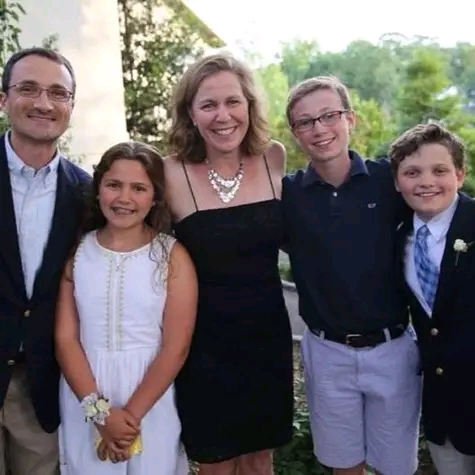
[390,123,475,475]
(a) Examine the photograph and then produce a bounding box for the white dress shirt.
[404,196,458,317]
[5,133,60,299]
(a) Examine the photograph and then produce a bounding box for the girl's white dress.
[59,230,188,475]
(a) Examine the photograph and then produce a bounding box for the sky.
[184,0,475,58]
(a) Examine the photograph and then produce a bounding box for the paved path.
[279,251,306,339]
[282,281,306,339]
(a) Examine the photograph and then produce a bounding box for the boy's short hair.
[286,75,352,126]
[389,123,465,174]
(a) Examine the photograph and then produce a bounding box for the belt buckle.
[345,333,362,347]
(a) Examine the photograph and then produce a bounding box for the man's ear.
[0,92,7,110]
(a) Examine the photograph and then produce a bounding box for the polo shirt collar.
[302,150,369,188]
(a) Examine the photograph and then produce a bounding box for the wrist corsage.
[81,393,111,426]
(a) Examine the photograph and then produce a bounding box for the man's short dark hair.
[2,47,76,95]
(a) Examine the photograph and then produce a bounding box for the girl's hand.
[106,442,131,464]
[96,438,108,461]
[96,438,132,463]
[96,407,140,444]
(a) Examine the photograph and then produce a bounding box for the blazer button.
[23,309,31,317]
[436,367,444,376]
[430,328,439,336]
[7,360,15,366]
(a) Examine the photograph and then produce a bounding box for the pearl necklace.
[206,158,244,204]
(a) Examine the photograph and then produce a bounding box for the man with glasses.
[282,76,421,475]
[0,47,90,475]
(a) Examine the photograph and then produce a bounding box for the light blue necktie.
[414,225,439,310]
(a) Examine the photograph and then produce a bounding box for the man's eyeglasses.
[292,110,349,132]
[7,82,74,103]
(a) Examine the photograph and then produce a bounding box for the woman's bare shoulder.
[265,140,287,174]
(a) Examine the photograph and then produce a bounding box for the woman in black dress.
[164,52,293,475]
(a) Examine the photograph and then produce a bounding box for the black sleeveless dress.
[173,163,294,463]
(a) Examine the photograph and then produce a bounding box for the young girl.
[55,141,197,475]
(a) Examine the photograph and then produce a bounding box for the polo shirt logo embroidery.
[367,203,377,208]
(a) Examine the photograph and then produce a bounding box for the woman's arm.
[124,241,198,421]
[267,140,287,182]
[266,141,290,252]
[55,259,98,399]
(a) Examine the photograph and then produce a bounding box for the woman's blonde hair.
[168,52,270,163]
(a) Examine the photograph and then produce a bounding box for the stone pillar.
[17,0,128,171]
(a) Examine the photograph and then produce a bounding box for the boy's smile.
[395,143,465,221]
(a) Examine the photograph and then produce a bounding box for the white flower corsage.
[454,239,473,265]
[81,393,111,426]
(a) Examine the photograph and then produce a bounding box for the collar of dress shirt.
[5,131,61,181]
[413,194,459,243]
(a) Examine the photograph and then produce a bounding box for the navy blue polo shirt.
[282,151,407,335]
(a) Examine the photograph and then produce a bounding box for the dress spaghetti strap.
[263,154,276,199]
[181,161,199,211]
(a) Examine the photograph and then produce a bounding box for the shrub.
[279,263,293,283]
[274,343,330,474]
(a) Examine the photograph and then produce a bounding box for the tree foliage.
[396,48,460,130]
[349,90,395,159]
[0,0,25,134]
[116,3,475,187]
[255,62,305,171]
[256,36,475,189]
[0,1,24,61]
[118,0,223,151]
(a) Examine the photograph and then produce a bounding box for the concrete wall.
[17,0,129,172]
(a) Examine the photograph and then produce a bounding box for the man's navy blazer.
[0,134,91,432]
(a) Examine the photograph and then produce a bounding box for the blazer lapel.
[0,134,27,300]
[432,194,474,316]
[395,218,412,288]
[31,158,80,301]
